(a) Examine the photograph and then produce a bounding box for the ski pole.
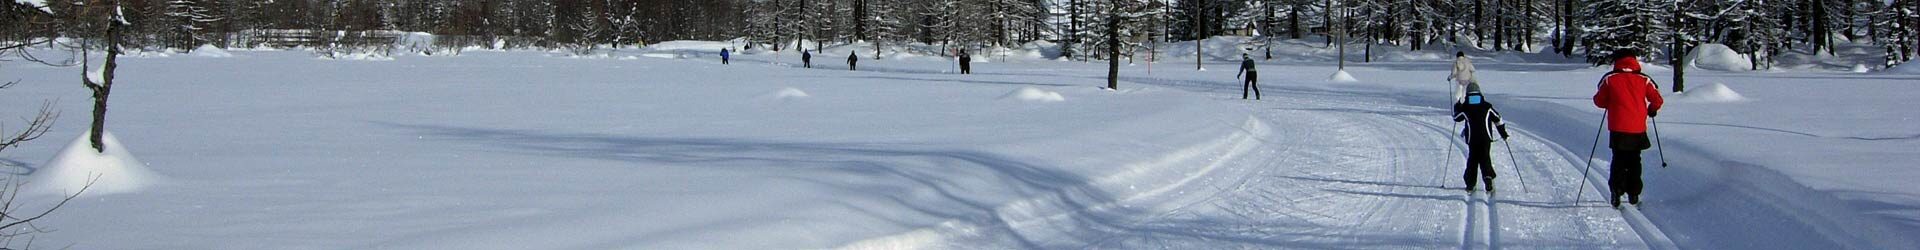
[1442,121,1461,189]
[1652,117,1669,168]
[1504,139,1529,194]
[1576,113,1607,204]
[1442,80,1459,188]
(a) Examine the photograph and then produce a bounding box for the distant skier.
[959,49,973,74]
[1592,50,1665,207]
[1447,51,1476,102]
[720,48,731,65]
[848,51,859,71]
[1454,85,1510,192]
[803,50,813,68]
[1235,53,1261,100]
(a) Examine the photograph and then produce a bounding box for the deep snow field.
[0,39,1916,249]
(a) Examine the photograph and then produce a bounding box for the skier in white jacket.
[1447,52,1477,102]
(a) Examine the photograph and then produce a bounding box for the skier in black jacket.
[803,50,813,68]
[1235,53,1260,100]
[1454,86,1511,192]
[959,49,973,74]
[848,51,859,71]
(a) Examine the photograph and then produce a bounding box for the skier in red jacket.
[1593,50,1665,207]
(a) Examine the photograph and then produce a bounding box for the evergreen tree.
[162,0,220,50]
[1878,0,1918,65]
[1579,0,1672,64]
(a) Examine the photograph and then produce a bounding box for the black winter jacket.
[1454,95,1511,143]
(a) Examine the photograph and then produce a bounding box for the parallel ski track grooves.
[1513,128,1681,250]
[1459,192,1482,250]
[1460,192,1498,250]
[1108,73,1679,249]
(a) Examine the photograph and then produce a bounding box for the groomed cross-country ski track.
[833,62,1685,249]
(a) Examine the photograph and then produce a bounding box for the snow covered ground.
[0,39,1915,249]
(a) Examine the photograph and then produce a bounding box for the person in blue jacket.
[720,48,731,65]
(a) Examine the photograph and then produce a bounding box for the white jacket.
[1448,56,1477,102]
[1449,56,1476,85]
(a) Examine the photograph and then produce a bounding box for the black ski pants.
[1610,132,1651,200]
[1243,71,1262,100]
[1465,140,1496,189]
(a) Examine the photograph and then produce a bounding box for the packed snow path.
[1019,74,1668,249]
[828,62,1678,248]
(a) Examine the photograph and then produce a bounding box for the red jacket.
[1594,56,1664,133]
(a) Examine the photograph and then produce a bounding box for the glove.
[1648,109,1658,118]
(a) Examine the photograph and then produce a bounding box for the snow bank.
[1851,64,1870,73]
[25,131,163,197]
[648,40,734,52]
[391,32,437,53]
[1328,70,1358,82]
[999,87,1065,102]
[189,44,233,58]
[322,52,394,61]
[1887,63,1920,75]
[639,53,680,59]
[1673,83,1746,103]
[1685,43,1752,71]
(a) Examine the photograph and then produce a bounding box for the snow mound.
[1685,43,1752,71]
[189,44,233,58]
[1328,70,1358,83]
[1674,83,1747,103]
[759,87,811,101]
[999,87,1065,102]
[1852,64,1870,73]
[25,131,163,197]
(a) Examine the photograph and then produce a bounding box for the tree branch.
[0,176,95,233]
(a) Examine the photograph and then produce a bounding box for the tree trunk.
[89,12,123,153]
[1474,0,1484,48]
[1108,11,1121,90]
[1324,0,1333,46]
[1289,2,1301,39]
[1196,0,1205,70]
[1670,4,1686,93]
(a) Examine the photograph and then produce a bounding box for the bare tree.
[1,4,62,157]
[80,0,129,153]
[0,4,88,249]
[0,178,93,249]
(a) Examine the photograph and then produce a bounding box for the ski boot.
[1483,177,1495,193]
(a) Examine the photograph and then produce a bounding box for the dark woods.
[2,0,1916,69]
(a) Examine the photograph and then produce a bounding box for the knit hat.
[1465,82,1483,94]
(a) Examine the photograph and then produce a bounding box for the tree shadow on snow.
[822,75,1077,88]
[0,158,34,176]
[371,121,1215,248]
